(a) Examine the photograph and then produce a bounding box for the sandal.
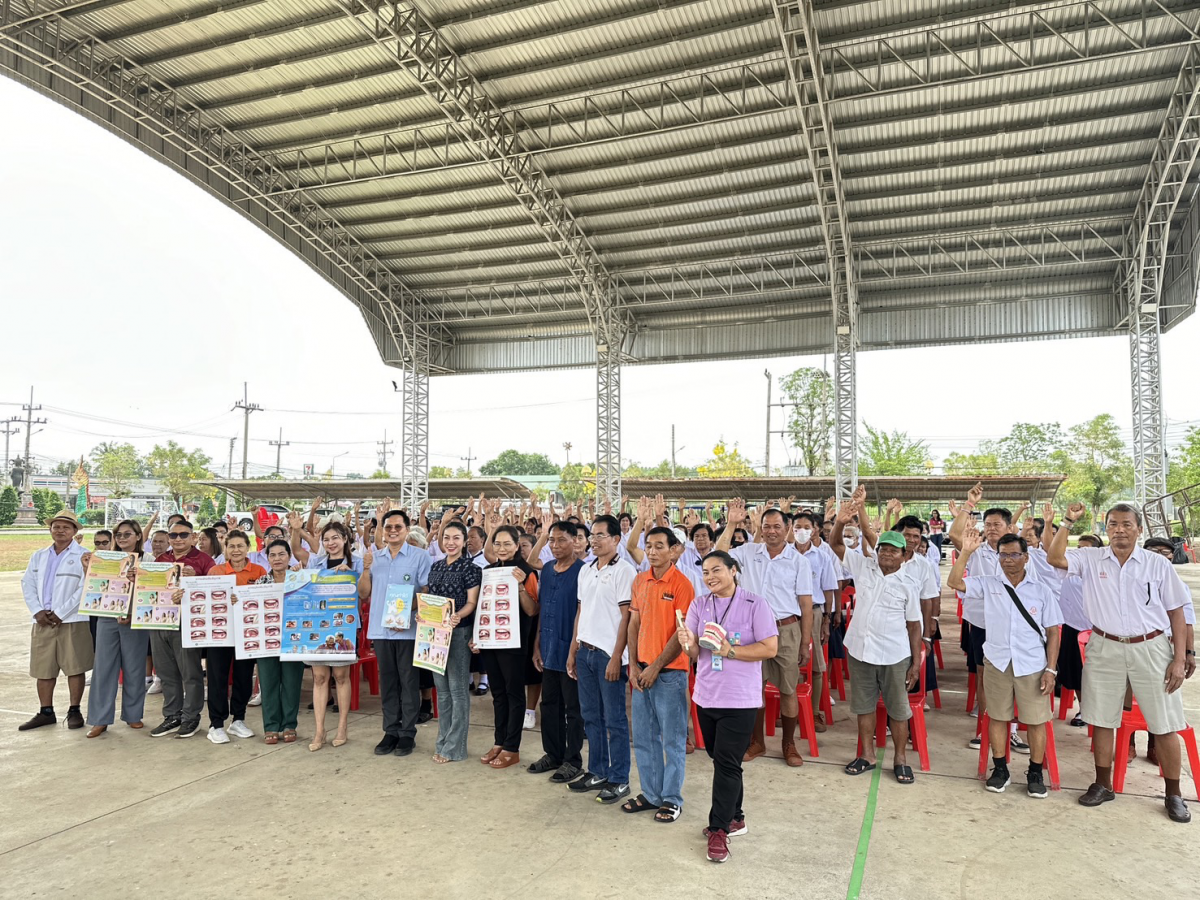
[893,764,915,785]
[480,745,503,765]
[489,750,520,769]
[621,793,657,814]
[844,757,875,776]
[263,732,279,745]
[654,804,682,823]
[433,754,450,764]
[282,730,297,743]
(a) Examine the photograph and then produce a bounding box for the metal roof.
[199,477,531,500]
[3,0,1198,373]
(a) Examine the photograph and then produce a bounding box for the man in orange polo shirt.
[624,526,695,822]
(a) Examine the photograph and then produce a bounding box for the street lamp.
[330,451,349,477]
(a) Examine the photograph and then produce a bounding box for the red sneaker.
[703,816,746,838]
[706,829,730,863]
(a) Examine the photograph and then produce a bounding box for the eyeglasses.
[116,532,137,539]
[383,524,405,531]
[168,532,191,539]
[997,552,1025,560]
[591,532,614,540]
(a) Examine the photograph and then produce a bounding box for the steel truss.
[1120,42,1200,533]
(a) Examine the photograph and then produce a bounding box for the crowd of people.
[17,483,1197,864]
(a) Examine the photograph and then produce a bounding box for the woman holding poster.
[85,520,150,738]
[478,525,539,770]
[253,539,305,744]
[205,531,266,745]
[426,521,481,763]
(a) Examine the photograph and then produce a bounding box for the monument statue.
[10,456,25,490]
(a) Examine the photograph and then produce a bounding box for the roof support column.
[833,287,858,502]
[1130,303,1165,531]
[596,328,623,508]
[398,326,430,509]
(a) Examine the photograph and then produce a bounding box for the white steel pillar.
[833,286,858,502]
[596,322,624,507]
[397,320,430,509]
[1130,303,1165,527]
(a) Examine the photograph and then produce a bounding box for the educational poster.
[79,551,137,618]
[473,568,520,650]
[414,593,453,676]
[232,583,285,660]
[380,583,415,630]
[180,575,236,648]
[130,561,183,630]
[280,569,359,664]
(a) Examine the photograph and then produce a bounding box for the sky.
[2,76,1199,481]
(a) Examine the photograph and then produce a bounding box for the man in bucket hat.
[19,509,93,731]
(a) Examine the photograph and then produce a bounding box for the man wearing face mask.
[793,511,838,732]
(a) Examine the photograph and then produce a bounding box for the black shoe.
[985,768,1010,793]
[1078,782,1116,807]
[65,707,84,730]
[394,737,415,757]
[175,719,201,739]
[597,783,630,804]
[550,763,582,783]
[1166,795,1191,823]
[375,735,399,756]
[17,712,56,731]
[475,684,488,696]
[568,772,608,793]
[149,717,180,738]
[417,709,434,725]
[1026,769,1048,799]
[527,754,560,774]
[1069,714,1085,728]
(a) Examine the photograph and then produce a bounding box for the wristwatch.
[727,646,737,660]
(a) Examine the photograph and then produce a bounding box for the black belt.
[579,641,602,652]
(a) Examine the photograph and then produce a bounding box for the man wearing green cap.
[829,487,922,784]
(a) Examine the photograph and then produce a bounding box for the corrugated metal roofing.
[2,0,1198,372]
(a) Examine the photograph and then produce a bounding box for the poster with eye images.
[130,562,184,630]
[231,583,285,659]
[180,575,237,648]
[473,568,521,650]
[79,551,137,618]
[280,569,359,664]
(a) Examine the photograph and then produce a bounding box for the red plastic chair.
[854,648,932,771]
[1056,630,1091,720]
[764,644,820,756]
[1112,701,1200,801]
[966,671,977,714]
[349,629,380,712]
[976,708,1061,790]
[688,668,704,751]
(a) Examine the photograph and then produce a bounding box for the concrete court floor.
[1,567,1198,900]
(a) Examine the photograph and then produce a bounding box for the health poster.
[79,551,137,618]
[130,562,183,630]
[280,569,359,664]
[474,568,521,650]
[231,583,285,660]
[414,593,453,675]
[180,575,237,648]
[377,582,415,633]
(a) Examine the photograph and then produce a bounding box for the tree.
[369,469,391,479]
[429,466,453,479]
[144,441,214,506]
[780,367,834,475]
[50,459,83,477]
[1056,414,1132,513]
[697,441,758,478]
[857,424,929,476]
[454,466,473,478]
[982,422,1067,474]
[90,441,142,498]
[1169,426,1200,491]
[0,485,17,526]
[31,488,64,525]
[197,496,216,525]
[479,449,560,476]
[559,463,596,502]
[942,451,1000,476]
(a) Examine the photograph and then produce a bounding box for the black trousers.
[484,648,526,752]
[206,647,255,729]
[377,639,420,740]
[697,706,757,833]
[540,668,583,768]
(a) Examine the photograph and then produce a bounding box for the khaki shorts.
[982,659,1051,725]
[29,622,94,679]
[847,654,912,721]
[810,607,826,674]
[1081,633,1186,734]
[762,619,801,696]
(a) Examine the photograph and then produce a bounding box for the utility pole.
[15,387,47,525]
[231,382,260,479]
[764,369,772,477]
[461,447,476,477]
[269,428,290,475]
[227,437,236,478]
[671,425,676,478]
[377,429,394,472]
[1,416,20,476]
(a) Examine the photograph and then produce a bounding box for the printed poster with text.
[130,561,183,630]
[180,575,237,648]
[232,583,285,659]
[473,568,521,650]
[80,551,137,618]
[370,582,415,638]
[281,569,359,664]
[413,593,453,676]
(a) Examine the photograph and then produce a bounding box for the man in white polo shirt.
[950,528,1061,798]
[567,514,636,805]
[716,500,813,767]
[1046,502,1191,823]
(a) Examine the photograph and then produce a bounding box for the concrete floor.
[1,567,1198,899]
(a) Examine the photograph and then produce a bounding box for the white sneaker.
[523,709,536,730]
[147,677,162,695]
[84,671,92,686]
[247,691,262,707]
[227,719,254,739]
[207,726,230,745]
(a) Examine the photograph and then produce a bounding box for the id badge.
[712,655,723,672]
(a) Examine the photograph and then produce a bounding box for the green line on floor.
[846,748,884,900]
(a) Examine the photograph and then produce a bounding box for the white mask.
[793,527,813,544]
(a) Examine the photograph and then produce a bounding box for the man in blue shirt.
[362,506,432,757]
[530,521,585,783]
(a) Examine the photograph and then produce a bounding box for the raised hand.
[363,548,374,569]
[947,498,960,518]
[1043,502,1055,523]
[966,481,984,511]
[960,527,983,554]
[1067,502,1086,521]
[726,498,748,525]
[835,500,857,525]
[852,484,867,509]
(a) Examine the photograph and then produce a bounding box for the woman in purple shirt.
[677,550,778,864]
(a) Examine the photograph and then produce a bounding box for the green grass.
[0,530,102,572]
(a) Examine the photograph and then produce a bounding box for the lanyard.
[708,593,736,629]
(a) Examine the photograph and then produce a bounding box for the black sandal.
[893,764,915,784]
[621,793,657,813]
[844,757,875,776]
[654,804,682,823]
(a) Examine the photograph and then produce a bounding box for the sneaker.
[150,717,180,738]
[247,691,262,707]
[969,707,978,718]
[706,829,730,863]
[207,726,230,744]
[523,709,537,730]
[986,768,1011,793]
[417,709,434,724]
[1027,769,1048,799]
[596,783,630,804]
[227,720,254,739]
[1010,734,1031,755]
[704,816,747,838]
[967,736,981,750]
[146,677,162,695]
[567,772,607,793]
[176,719,201,739]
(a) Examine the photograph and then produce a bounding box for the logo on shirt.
[1099,571,1108,579]
[1029,606,1039,616]
[663,593,675,602]
[404,574,411,581]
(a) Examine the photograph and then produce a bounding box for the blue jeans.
[431,629,472,760]
[631,668,689,807]
[575,644,630,783]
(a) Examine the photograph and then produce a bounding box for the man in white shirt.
[949,529,1061,798]
[19,510,93,731]
[1046,502,1191,823]
[717,500,813,767]
[793,510,838,733]
[830,495,922,784]
[567,514,636,804]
